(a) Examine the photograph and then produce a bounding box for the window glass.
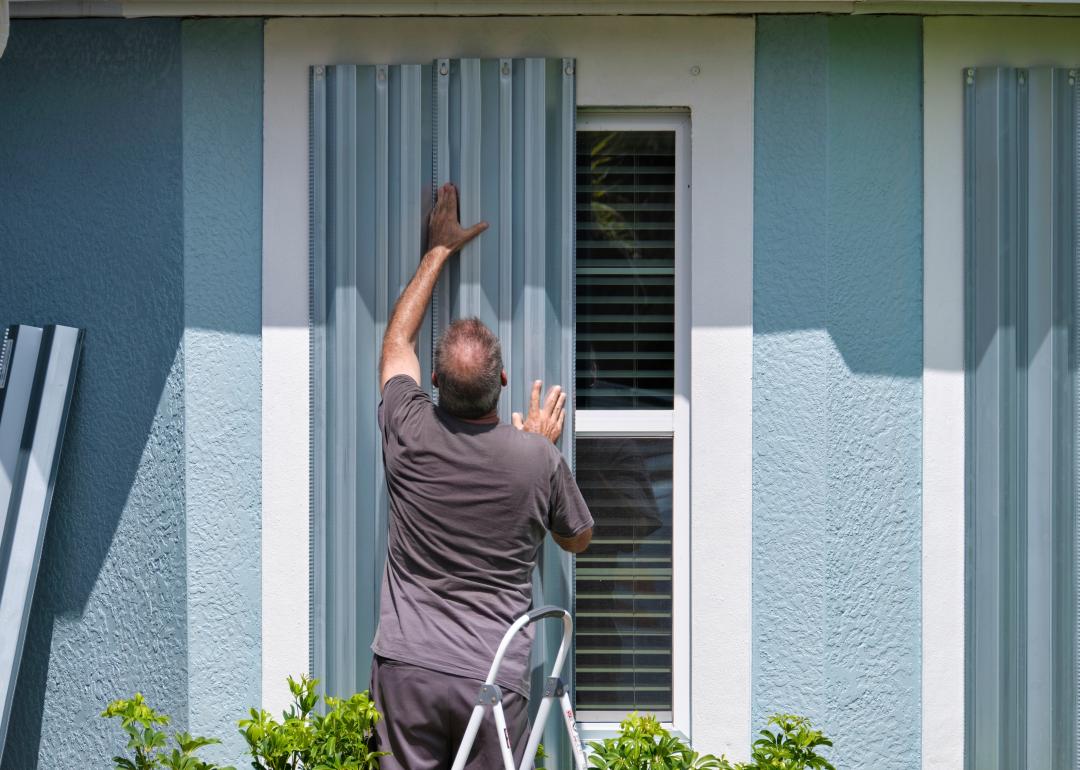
[574,437,674,719]
[575,131,676,410]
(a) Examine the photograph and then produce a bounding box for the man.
[370,182,594,770]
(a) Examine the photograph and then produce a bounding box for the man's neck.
[446,409,499,425]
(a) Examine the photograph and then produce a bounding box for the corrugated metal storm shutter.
[310,62,433,702]
[310,59,575,719]
[0,324,83,760]
[964,66,1078,770]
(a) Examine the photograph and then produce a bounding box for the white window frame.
[573,110,691,735]
[264,17,754,754]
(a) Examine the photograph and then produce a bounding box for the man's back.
[374,374,591,696]
[369,183,592,769]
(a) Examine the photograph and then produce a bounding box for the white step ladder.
[450,606,587,770]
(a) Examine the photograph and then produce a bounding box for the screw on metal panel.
[1018,71,1026,85]
[1070,69,1077,86]
[690,65,701,76]
[564,62,575,76]
[314,65,325,78]
[377,66,387,82]
[966,67,975,85]
[501,60,511,77]
[439,61,449,76]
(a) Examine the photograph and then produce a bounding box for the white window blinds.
[576,131,676,410]
[573,118,685,724]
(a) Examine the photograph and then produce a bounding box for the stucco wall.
[0,20,188,768]
[753,15,923,769]
[182,18,263,766]
[0,19,262,769]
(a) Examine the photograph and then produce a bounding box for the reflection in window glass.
[576,131,676,410]
[574,437,673,718]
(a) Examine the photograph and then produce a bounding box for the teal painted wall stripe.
[0,18,263,769]
[181,19,263,766]
[0,20,187,769]
[753,16,923,769]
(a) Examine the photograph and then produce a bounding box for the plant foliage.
[717,714,835,770]
[102,693,235,770]
[587,713,722,770]
[238,674,386,770]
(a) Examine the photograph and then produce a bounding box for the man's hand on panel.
[512,380,567,445]
[427,182,488,256]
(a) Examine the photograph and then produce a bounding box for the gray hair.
[434,318,503,419]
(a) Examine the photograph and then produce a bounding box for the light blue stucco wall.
[753,15,923,769]
[182,19,263,765]
[0,19,262,769]
[0,20,188,769]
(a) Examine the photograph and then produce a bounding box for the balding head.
[434,318,504,419]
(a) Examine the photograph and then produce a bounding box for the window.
[573,112,690,727]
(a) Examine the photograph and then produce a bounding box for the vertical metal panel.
[498,59,514,424]
[1065,66,1080,770]
[541,57,577,763]
[1050,66,1078,770]
[1025,67,1053,770]
[431,64,576,759]
[433,59,451,365]
[522,58,548,406]
[965,66,1079,770]
[312,58,574,707]
[966,67,1012,770]
[432,57,574,412]
[0,324,83,760]
[311,63,431,699]
[309,65,327,687]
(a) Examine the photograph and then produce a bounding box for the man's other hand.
[512,380,566,444]
[428,182,488,254]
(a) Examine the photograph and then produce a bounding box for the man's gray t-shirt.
[373,375,593,696]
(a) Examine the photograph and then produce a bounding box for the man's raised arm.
[380,183,487,391]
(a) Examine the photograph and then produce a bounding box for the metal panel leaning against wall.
[964,66,1078,770]
[0,325,83,763]
[310,59,575,710]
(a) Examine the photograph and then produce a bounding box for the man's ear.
[501,370,508,388]
[431,371,439,388]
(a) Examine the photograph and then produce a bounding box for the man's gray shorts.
[370,655,530,770]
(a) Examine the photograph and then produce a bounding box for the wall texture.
[753,15,923,768]
[0,20,188,769]
[0,19,263,769]
[182,18,263,765]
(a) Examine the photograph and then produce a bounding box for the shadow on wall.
[751,15,924,770]
[752,16,923,381]
[0,20,188,769]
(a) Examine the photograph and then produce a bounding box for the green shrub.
[587,713,722,769]
[102,693,235,770]
[718,714,835,770]
[586,711,834,770]
[238,674,387,770]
